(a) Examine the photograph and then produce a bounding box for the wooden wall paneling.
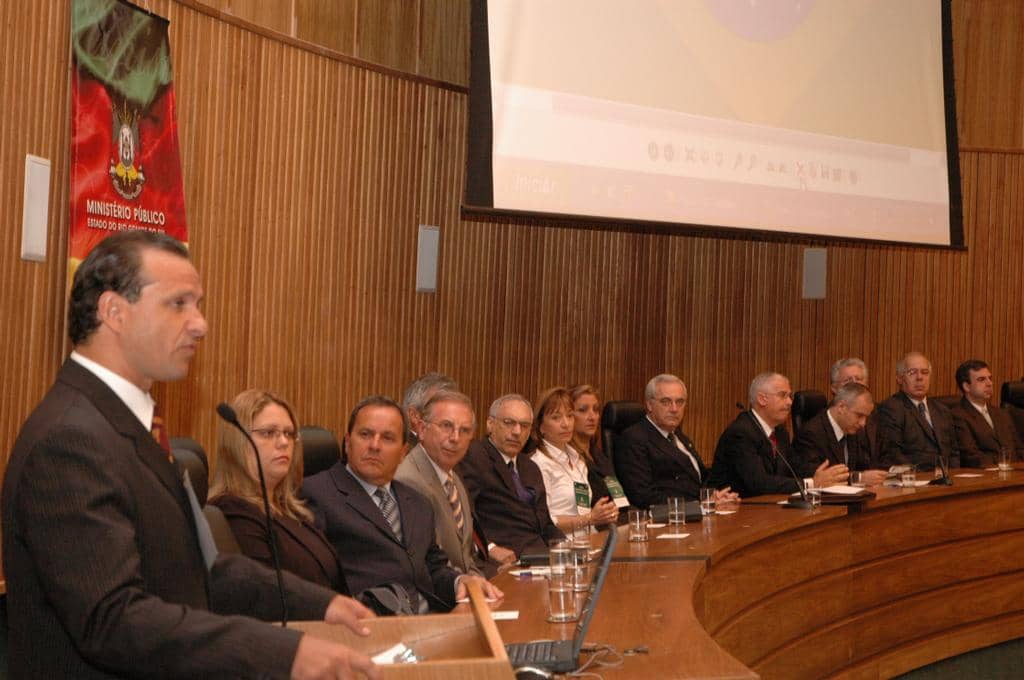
[355,0,420,76]
[418,0,470,86]
[0,2,71,463]
[220,0,295,37]
[952,0,1024,149]
[294,0,357,56]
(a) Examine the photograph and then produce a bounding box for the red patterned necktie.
[151,403,173,463]
[768,431,779,458]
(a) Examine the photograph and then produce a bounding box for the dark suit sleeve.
[718,425,800,496]
[952,408,985,468]
[16,426,304,679]
[214,497,277,567]
[613,429,660,509]
[790,425,826,479]
[876,399,909,467]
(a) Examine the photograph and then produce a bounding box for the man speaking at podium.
[2,231,378,679]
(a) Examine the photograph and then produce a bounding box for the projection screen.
[465,0,963,247]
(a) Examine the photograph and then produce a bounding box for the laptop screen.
[571,528,618,655]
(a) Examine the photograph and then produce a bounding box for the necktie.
[444,474,465,537]
[980,405,994,430]
[918,402,935,434]
[375,487,403,543]
[151,402,173,463]
[768,431,779,458]
[668,433,702,480]
[508,461,534,503]
[839,436,849,467]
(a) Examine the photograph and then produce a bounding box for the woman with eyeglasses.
[531,387,619,535]
[208,389,349,594]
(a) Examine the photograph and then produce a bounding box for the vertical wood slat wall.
[1,0,1023,479]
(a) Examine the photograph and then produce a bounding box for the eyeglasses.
[656,397,687,408]
[250,427,300,442]
[904,368,930,377]
[427,419,475,438]
[496,417,533,431]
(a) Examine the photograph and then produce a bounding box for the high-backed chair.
[600,400,644,469]
[301,425,342,477]
[1001,381,1024,443]
[791,390,828,435]
[170,440,240,554]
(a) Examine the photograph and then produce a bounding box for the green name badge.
[604,476,630,508]
[574,481,591,514]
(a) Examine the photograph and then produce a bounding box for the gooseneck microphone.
[776,446,814,509]
[216,402,289,627]
[929,449,954,486]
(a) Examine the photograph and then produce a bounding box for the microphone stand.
[928,449,954,486]
[216,403,289,626]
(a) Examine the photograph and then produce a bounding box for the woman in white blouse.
[530,387,619,534]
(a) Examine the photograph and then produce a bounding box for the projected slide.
[482,0,956,245]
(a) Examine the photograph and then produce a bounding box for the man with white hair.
[876,352,959,471]
[830,357,868,395]
[708,372,848,497]
[615,374,738,508]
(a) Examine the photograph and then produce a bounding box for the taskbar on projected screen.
[491,157,951,245]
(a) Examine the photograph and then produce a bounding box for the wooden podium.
[290,582,514,679]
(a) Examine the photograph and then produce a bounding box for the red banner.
[69,0,188,278]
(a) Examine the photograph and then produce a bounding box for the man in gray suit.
[395,390,491,576]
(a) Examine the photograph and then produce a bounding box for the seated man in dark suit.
[876,352,960,472]
[456,394,564,561]
[2,231,377,679]
[708,372,848,497]
[829,357,879,458]
[951,359,1024,467]
[615,373,739,507]
[792,383,888,486]
[304,396,500,614]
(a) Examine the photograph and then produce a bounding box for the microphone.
[928,449,954,486]
[769,430,813,510]
[735,402,745,411]
[216,402,289,626]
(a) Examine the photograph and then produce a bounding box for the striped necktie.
[375,487,403,543]
[444,474,465,537]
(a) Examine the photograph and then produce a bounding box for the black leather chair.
[170,440,240,554]
[301,425,342,477]
[600,400,644,469]
[791,390,827,435]
[1001,381,1024,443]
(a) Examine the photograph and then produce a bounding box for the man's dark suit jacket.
[613,417,708,507]
[210,493,349,594]
[876,392,960,470]
[791,409,876,478]
[303,462,459,612]
[1,360,333,679]
[707,411,801,497]
[455,438,564,556]
[952,397,1024,467]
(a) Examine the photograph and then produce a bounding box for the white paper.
[656,533,690,539]
[646,523,667,528]
[373,643,410,665]
[954,473,984,478]
[821,485,865,495]
[715,510,737,515]
[492,610,520,620]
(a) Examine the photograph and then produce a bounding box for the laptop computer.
[505,528,619,672]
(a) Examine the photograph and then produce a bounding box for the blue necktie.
[508,461,534,503]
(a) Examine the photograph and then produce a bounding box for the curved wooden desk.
[485,470,1024,678]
